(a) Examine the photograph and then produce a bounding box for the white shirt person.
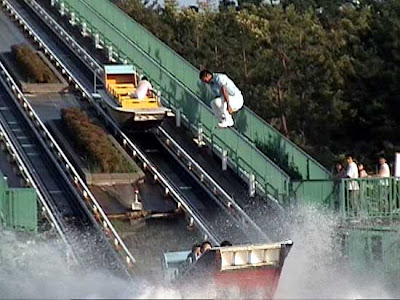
[345,155,359,191]
[130,76,152,100]
[200,70,244,128]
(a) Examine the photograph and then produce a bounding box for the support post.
[59,2,64,16]
[81,22,87,36]
[193,124,205,147]
[249,173,256,197]
[175,109,181,127]
[108,45,113,62]
[94,33,101,49]
[222,149,227,171]
[70,12,75,25]
[93,69,97,94]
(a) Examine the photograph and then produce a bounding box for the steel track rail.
[0,62,130,275]
[0,2,136,272]
[0,70,77,264]
[155,127,270,242]
[21,0,270,243]
[1,0,220,245]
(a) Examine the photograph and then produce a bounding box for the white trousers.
[210,93,244,122]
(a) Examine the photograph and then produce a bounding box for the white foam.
[275,205,392,299]
[0,204,396,299]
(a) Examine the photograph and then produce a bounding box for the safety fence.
[292,179,336,207]
[0,171,37,232]
[339,177,400,222]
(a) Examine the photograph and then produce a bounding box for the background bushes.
[61,108,136,173]
[11,44,58,83]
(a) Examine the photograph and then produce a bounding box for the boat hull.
[95,90,170,128]
[169,241,293,299]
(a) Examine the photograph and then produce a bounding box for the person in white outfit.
[377,156,390,178]
[130,76,152,100]
[376,156,391,210]
[345,154,360,216]
[200,70,244,128]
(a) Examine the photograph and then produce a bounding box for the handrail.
[0,65,78,263]
[156,126,270,242]
[2,0,136,268]
[339,176,400,222]
[8,0,219,245]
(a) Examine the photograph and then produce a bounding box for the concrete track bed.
[48,119,145,211]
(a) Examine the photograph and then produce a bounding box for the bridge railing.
[0,172,37,232]
[60,0,331,182]
[339,177,400,222]
[292,179,336,207]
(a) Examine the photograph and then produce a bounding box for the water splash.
[275,205,393,299]
[0,230,137,299]
[0,203,397,299]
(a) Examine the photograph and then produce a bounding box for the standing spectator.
[376,156,391,212]
[332,162,346,210]
[358,163,369,178]
[377,156,391,178]
[333,162,346,180]
[345,154,360,216]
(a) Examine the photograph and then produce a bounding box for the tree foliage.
[114,0,400,170]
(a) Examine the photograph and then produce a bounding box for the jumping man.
[200,70,244,128]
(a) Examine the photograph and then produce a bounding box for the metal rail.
[155,126,270,242]
[22,0,270,242]
[1,0,136,270]
[0,69,77,264]
[2,0,219,246]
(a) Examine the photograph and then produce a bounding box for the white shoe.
[218,118,234,128]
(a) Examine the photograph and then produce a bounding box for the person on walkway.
[358,163,369,178]
[377,156,391,178]
[333,162,346,180]
[200,70,244,128]
[130,76,152,100]
[376,156,391,211]
[345,154,360,216]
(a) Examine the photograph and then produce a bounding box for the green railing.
[0,175,38,232]
[339,177,400,222]
[59,0,291,203]
[60,0,330,183]
[292,179,335,207]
